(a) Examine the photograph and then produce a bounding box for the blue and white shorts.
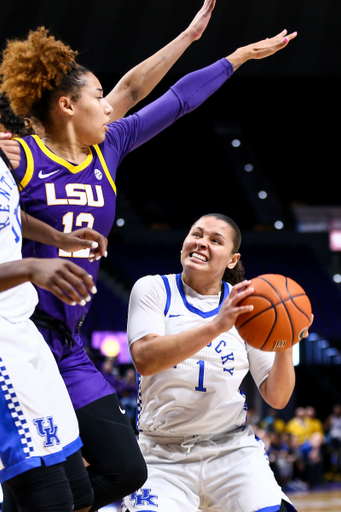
[123,426,296,512]
[0,317,82,483]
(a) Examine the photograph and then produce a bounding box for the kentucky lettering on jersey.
[133,274,250,436]
[0,158,37,322]
[128,273,276,437]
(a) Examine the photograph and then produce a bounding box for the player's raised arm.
[259,349,296,409]
[226,29,297,71]
[105,0,216,121]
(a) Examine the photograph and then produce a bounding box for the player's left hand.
[58,228,108,261]
[302,314,314,339]
[227,29,297,71]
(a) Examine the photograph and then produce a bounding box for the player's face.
[71,72,113,145]
[181,216,240,288]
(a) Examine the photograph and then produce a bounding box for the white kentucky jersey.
[0,158,37,322]
[128,274,276,437]
[0,156,82,483]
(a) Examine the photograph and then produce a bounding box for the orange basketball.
[235,274,312,351]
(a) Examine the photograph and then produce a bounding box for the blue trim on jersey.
[257,504,297,512]
[160,275,171,316]
[0,456,42,484]
[60,436,83,460]
[256,506,281,512]
[0,437,82,484]
[175,274,230,318]
[0,356,82,483]
[0,358,35,467]
[282,501,297,512]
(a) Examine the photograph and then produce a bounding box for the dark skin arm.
[0,258,97,306]
[21,211,108,261]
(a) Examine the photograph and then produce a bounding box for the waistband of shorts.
[139,426,246,447]
[30,309,76,347]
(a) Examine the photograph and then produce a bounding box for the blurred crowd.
[248,404,341,492]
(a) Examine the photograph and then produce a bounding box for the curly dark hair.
[0,94,33,137]
[0,27,89,125]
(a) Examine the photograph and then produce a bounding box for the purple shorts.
[38,326,115,410]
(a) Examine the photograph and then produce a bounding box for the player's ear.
[227,252,240,269]
[58,95,74,116]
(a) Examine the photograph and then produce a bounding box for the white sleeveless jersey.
[128,274,276,437]
[0,159,38,322]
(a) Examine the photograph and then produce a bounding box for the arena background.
[1,0,341,422]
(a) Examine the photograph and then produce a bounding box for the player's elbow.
[265,395,291,410]
[133,358,154,377]
[130,346,156,376]
[260,380,294,410]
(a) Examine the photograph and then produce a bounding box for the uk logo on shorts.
[34,416,60,447]
[129,489,158,508]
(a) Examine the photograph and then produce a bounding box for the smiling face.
[61,72,113,146]
[181,215,241,294]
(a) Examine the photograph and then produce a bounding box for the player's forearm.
[105,30,197,121]
[21,212,61,246]
[131,321,222,376]
[260,349,295,409]
[0,258,40,292]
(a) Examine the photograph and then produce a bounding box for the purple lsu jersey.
[14,58,233,409]
[17,58,234,335]
[18,134,118,334]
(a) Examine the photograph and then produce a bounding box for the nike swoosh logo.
[119,406,126,414]
[169,314,183,318]
[38,170,60,179]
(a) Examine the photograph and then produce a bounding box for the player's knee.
[112,454,148,496]
[73,483,94,511]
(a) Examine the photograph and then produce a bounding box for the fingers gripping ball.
[235,274,312,351]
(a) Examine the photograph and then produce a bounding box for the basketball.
[235,274,312,351]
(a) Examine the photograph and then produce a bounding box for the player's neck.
[181,271,221,296]
[41,133,90,165]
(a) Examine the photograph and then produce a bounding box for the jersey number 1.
[195,360,207,392]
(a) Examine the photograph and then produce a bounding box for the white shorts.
[0,317,82,483]
[122,426,296,512]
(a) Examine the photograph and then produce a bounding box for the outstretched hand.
[30,258,97,306]
[186,0,216,41]
[227,29,297,71]
[246,29,297,60]
[0,132,20,169]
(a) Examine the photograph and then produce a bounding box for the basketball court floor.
[289,489,341,512]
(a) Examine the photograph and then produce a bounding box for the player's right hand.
[0,133,21,169]
[29,258,97,306]
[213,280,254,333]
[186,0,216,41]
[56,228,108,261]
